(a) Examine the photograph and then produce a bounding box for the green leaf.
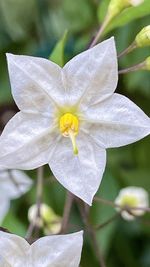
[2,209,26,237]
[0,0,38,41]
[49,30,68,67]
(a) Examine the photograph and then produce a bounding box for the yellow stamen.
[59,113,79,155]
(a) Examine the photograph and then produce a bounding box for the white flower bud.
[128,0,144,6]
[108,0,143,20]
[115,187,149,221]
[28,203,62,234]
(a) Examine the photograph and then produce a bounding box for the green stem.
[119,62,146,74]
[118,42,137,58]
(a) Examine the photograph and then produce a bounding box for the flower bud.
[28,203,62,234]
[108,0,143,19]
[145,56,150,71]
[115,186,149,221]
[128,0,144,6]
[135,25,150,47]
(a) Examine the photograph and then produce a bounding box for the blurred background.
[0,0,150,266]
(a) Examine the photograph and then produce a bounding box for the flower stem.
[25,166,44,243]
[77,200,106,267]
[118,62,146,74]
[95,213,120,231]
[60,191,74,234]
[89,15,111,48]
[118,42,137,58]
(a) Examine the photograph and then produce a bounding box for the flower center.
[120,195,138,208]
[59,113,79,155]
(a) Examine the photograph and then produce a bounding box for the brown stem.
[89,226,106,267]
[25,166,44,243]
[36,167,44,218]
[60,191,74,234]
[89,15,111,48]
[95,213,120,231]
[118,62,146,74]
[118,42,137,59]
[77,200,106,267]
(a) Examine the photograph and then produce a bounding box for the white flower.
[0,37,150,205]
[0,230,83,267]
[28,203,62,234]
[115,186,149,221]
[0,168,32,223]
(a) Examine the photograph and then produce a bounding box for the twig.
[89,226,106,267]
[95,213,120,231]
[89,16,111,48]
[77,200,106,267]
[118,62,145,74]
[60,191,74,234]
[118,42,137,58]
[36,167,44,219]
[25,166,44,243]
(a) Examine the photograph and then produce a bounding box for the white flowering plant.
[0,0,150,266]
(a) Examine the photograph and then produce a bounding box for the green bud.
[28,203,62,234]
[108,0,128,19]
[135,26,150,47]
[145,57,150,71]
[108,0,143,19]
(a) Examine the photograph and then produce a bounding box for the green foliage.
[0,0,38,41]
[50,31,68,67]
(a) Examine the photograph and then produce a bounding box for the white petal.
[0,112,58,169]
[0,198,10,224]
[82,93,150,148]
[0,170,32,199]
[6,54,65,115]
[31,231,83,267]
[0,231,29,266]
[0,255,12,267]
[121,211,135,221]
[49,132,106,205]
[63,37,118,107]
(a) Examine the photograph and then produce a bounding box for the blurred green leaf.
[50,30,68,67]
[0,0,38,41]
[2,209,26,237]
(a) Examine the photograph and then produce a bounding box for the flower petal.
[6,54,65,115]
[63,37,118,107]
[0,231,29,266]
[0,198,10,224]
[31,231,83,267]
[49,132,106,205]
[82,93,150,148]
[0,255,12,267]
[0,112,58,169]
[0,170,32,199]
